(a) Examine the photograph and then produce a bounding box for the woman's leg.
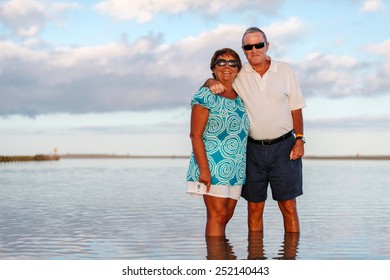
[225,198,238,225]
[203,195,237,236]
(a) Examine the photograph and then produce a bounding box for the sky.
[1,0,390,156]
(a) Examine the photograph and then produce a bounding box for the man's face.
[242,32,268,66]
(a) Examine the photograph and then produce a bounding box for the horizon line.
[58,153,390,160]
[2,153,390,161]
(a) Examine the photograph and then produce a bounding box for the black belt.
[248,130,294,146]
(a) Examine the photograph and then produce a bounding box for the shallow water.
[0,158,389,259]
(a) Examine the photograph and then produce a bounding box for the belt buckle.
[261,139,271,146]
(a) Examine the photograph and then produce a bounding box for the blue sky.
[1,0,390,156]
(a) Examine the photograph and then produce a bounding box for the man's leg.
[247,201,266,232]
[278,198,300,232]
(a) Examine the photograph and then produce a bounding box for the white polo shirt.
[233,59,306,140]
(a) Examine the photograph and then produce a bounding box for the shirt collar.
[243,56,275,73]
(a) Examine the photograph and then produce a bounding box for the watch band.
[295,136,306,143]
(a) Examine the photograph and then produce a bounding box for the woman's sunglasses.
[214,59,239,68]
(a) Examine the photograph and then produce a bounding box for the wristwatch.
[295,136,306,143]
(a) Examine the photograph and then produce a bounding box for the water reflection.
[248,232,300,260]
[205,237,237,260]
[206,232,300,260]
[273,233,300,260]
[247,232,266,260]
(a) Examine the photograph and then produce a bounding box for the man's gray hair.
[242,27,268,45]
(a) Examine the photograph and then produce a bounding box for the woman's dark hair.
[210,48,242,78]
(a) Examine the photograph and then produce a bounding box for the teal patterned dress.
[187,87,249,191]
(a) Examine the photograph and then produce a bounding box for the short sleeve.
[190,87,214,110]
[287,66,306,110]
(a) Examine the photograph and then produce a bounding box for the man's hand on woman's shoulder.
[204,78,225,94]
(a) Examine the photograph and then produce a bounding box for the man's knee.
[248,201,265,217]
[278,199,297,215]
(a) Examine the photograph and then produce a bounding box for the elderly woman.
[187,48,249,237]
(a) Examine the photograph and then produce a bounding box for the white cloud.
[0,40,48,61]
[262,17,307,52]
[0,108,189,134]
[0,23,249,116]
[154,24,245,79]
[1,19,389,116]
[360,0,386,12]
[364,39,390,93]
[368,38,390,57]
[298,52,363,97]
[18,25,40,37]
[0,33,196,115]
[0,0,45,16]
[0,0,80,37]
[94,0,188,22]
[94,0,283,22]
[0,0,46,36]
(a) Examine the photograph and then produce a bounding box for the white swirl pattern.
[204,137,220,155]
[226,112,241,134]
[220,134,241,158]
[235,160,246,183]
[224,99,238,111]
[206,115,225,136]
[215,158,235,184]
[187,87,249,187]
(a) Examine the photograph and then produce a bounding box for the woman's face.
[212,54,239,83]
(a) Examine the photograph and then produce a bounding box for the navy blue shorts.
[241,136,303,202]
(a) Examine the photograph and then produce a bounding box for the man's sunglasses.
[242,42,267,51]
[214,59,239,68]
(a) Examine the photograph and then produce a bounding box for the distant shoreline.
[2,154,390,162]
[0,155,60,162]
[302,155,390,160]
[59,154,390,160]
[59,154,189,159]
